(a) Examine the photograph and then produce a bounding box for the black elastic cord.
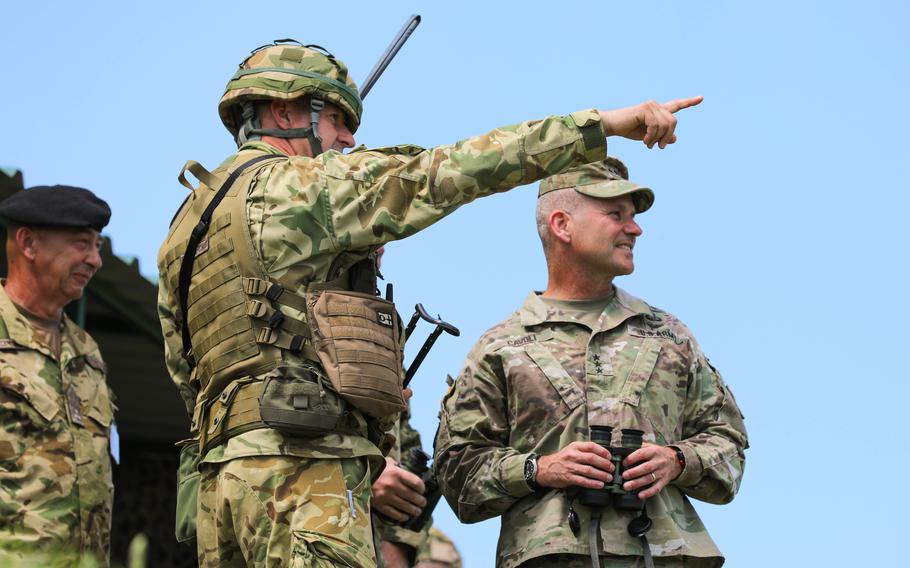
[177,154,277,366]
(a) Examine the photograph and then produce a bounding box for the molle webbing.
[201,379,264,452]
[197,377,365,456]
[188,265,241,307]
[177,154,277,367]
[331,324,397,351]
[166,151,319,402]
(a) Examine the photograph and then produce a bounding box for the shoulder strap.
[178,154,277,367]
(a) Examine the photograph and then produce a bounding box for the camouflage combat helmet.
[538,156,655,213]
[219,39,363,154]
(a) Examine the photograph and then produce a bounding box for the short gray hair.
[535,188,585,256]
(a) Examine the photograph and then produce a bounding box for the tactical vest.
[158,150,405,452]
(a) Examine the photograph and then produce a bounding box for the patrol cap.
[538,157,654,213]
[0,185,111,230]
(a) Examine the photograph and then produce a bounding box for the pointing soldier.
[0,186,115,566]
[157,38,702,567]
[434,159,749,567]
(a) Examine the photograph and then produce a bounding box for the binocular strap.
[638,533,655,568]
[588,512,602,568]
[588,505,655,568]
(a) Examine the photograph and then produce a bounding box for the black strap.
[640,534,655,568]
[629,503,655,568]
[177,154,277,367]
[589,513,601,568]
[590,505,655,568]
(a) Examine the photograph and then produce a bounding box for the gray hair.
[535,188,585,256]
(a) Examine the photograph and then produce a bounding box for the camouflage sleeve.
[156,282,196,418]
[671,347,749,504]
[433,342,532,523]
[329,110,605,250]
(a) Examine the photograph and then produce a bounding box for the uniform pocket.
[619,338,661,406]
[507,342,585,446]
[175,439,201,543]
[617,338,687,443]
[84,389,114,429]
[290,458,376,568]
[0,366,60,423]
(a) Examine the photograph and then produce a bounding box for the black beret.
[0,185,111,230]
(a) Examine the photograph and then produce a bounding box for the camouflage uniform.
[158,109,607,567]
[0,285,114,567]
[435,290,748,568]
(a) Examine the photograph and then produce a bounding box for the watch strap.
[669,445,686,479]
[524,453,543,492]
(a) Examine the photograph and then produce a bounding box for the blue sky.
[3,1,908,566]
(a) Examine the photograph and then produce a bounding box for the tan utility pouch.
[307,290,405,418]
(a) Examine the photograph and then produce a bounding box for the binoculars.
[577,426,645,512]
[398,447,442,531]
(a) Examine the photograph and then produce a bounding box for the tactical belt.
[196,379,266,455]
[195,379,368,456]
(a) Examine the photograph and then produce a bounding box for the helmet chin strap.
[235,97,325,156]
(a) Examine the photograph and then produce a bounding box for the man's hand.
[599,96,704,149]
[536,441,614,489]
[380,540,412,568]
[620,443,684,499]
[372,457,427,522]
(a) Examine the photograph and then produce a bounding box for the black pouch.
[258,367,345,437]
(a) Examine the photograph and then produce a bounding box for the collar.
[0,284,96,363]
[518,287,653,332]
[237,140,289,156]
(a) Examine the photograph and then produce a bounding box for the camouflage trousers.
[197,455,376,567]
[519,554,707,567]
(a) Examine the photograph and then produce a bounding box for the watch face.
[524,456,536,480]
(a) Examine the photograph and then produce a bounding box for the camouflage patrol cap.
[538,157,654,213]
[0,185,111,230]
[219,40,363,136]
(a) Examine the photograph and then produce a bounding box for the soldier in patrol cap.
[0,185,115,566]
[435,158,749,567]
[157,38,703,568]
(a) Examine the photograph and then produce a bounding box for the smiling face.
[27,227,103,304]
[569,194,642,278]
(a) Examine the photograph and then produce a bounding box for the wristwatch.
[524,453,543,492]
[669,446,686,477]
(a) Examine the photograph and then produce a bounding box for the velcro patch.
[195,238,210,257]
[507,334,536,347]
[628,326,683,344]
[376,311,394,327]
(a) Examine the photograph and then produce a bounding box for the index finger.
[572,441,613,460]
[398,469,426,493]
[661,96,704,114]
[623,445,659,467]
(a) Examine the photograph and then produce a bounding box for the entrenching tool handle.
[403,304,460,387]
[404,327,443,388]
[360,14,421,99]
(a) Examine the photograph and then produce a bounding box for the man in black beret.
[0,185,117,567]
